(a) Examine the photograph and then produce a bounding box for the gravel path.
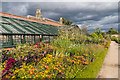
[97,41,119,79]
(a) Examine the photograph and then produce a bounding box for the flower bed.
[1,27,111,79]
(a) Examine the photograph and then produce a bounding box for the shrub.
[98,34,103,39]
[90,33,98,38]
[111,36,120,44]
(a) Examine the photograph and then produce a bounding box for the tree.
[66,20,72,25]
[106,28,118,34]
[81,25,88,33]
[62,18,66,25]
[61,17,72,25]
[94,28,105,36]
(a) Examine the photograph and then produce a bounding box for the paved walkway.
[97,41,119,79]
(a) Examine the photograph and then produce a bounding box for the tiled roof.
[0,12,63,26]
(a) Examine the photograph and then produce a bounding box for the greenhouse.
[0,16,59,48]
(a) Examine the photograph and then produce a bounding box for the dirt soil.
[97,41,119,79]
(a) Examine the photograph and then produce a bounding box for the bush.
[98,34,103,39]
[90,33,98,38]
[111,36,120,44]
[106,28,118,34]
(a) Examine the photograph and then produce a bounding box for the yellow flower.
[12,76,15,78]
[36,75,38,77]
[21,76,24,79]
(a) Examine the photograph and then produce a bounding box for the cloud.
[98,15,118,24]
[2,2,29,16]
[1,2,118,32]
[2,0,119,2]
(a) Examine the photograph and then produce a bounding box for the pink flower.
[6,53,8,55]
[19,57,21,60]
[24,58,27,61]
[44,51,46,54]
[20,65,22,67]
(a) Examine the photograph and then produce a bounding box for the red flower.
[33,43,35,45]
[35,47,37,48]
[81,58,84,61]
[39,46,41,48]
[43,44,45,47]
[71,60,74,63]
[43,65,45,67]
[5,66,12,70]
[29,43,31,46]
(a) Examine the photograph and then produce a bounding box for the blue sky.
[1,1,119,33]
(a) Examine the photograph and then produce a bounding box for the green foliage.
[98,34,103,39]
[90,33,98,38]
[106,28,118,34]
[62,17,66,25]
[76,49,108,78]
[2,25,112,79]
[61,17,72,25]
[94,28,106,36]
[111,36,120,44]
[66,20,72,25]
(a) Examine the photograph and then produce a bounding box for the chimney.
[36,9,41,20]
[59,17,63,24]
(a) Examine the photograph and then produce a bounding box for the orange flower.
[32,71,34,74]
[71,69,73,72]
[82,61,85,64]
[80,61,83,63]
[84,62,88,65]
[37,59,39,61]
[45,66,48,69]
[30,72,32,75]
[62,68,65,71]
[59,69,62,73]
[54,67,57,70]
[32,69,34,71]
[48,75,51,78]
[28,70,30,73]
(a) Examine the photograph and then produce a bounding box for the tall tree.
[61,17,72,25]
[62,18,66,25]
[66,20,72,25]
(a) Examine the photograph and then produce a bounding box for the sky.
[1,1,119,33]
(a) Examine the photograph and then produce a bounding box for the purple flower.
[20,65,22,67]
[6,53,9,55]
[24,58,27,61]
